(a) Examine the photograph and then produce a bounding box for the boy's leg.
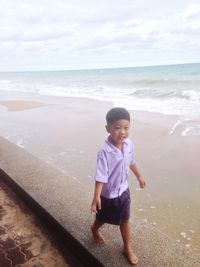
[91,219,105,244]
[120,219,138,265]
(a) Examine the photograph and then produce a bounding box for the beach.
[0,93,199,254]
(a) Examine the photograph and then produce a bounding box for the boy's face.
[106,119,130,146]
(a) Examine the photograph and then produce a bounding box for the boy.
[91,107,146,265]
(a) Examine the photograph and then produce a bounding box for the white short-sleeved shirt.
[95,137,136,199]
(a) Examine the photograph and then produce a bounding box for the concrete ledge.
[0,137,200,267]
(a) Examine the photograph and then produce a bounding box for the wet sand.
[0,179,82,267]
[0,95,199,254]
[0,100,47,112]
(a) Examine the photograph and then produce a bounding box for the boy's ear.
[105,124,109,133]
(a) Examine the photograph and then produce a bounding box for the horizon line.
[0,61,199,73]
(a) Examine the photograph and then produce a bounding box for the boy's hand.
[130,163,146,188]
[138,177,146,188]
[91,197,101,214]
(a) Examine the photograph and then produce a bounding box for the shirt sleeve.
[95,150,108,183]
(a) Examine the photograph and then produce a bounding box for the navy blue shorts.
[96,188,130,225]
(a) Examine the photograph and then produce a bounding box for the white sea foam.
[182,125,200,136]
[169,120,182,135]
[0,79,12,84]
[17,138,24,148]
[182,90,200,102]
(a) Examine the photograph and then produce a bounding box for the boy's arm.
[130,163,146,188]
[91,181,104,214]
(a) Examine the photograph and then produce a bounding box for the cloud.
[0,0,200,70]
[182,4,200,19]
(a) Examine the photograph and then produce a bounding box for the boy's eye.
[114,126,129,130]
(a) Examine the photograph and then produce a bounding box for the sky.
[0,0,200,71]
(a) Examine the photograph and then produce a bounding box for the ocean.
[0,63,200,136]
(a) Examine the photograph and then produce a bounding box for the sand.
[0,100,47,112]
[0,95,199,254]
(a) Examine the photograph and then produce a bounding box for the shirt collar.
[104,136,128,153]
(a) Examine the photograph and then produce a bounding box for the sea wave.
[1,79,200,117]
[130,78,200,87]
[182,90,200,102]
[127,88,200,103]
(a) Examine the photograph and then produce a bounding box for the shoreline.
[0,95,180,131]
[0,93,197,135]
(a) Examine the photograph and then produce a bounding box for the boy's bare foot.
[91,226,105,244]
[123,249,139,265]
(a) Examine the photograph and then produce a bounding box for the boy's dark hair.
[106,107,130,125]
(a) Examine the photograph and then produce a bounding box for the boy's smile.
[106,119,130,148]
